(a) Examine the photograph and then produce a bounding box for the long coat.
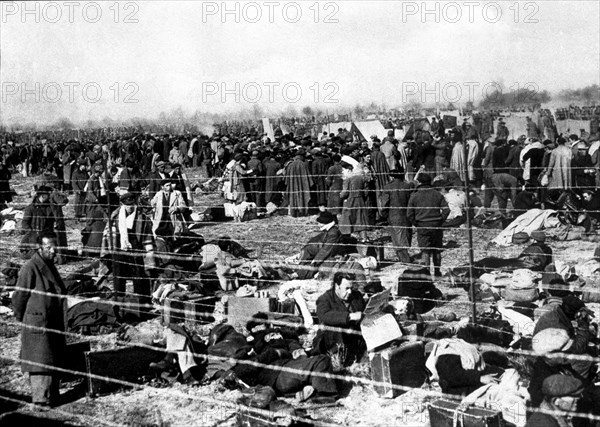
[12,252,66,373]
[325,163,344,214]
[339,174,370,234]
[284,156,314,216]
[263,157,282,204]
[20,201,55,254]
[311,156,331,206]
[545,145,572,190]
[150,189,189,237]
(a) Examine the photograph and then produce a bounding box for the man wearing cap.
[407,174,450,277]
[20,186,56,258]
[496,118,509,141]
[381,168,415,263]
[148,160,169,200]
[296,211,342,280]
[284,149,313,217]
[102,192,156,297]
[525,374,584,427]
[246,150,265,209]
[71,159,89,220]
[233,313,338,402]
[150,178,188,239]
[530,295,594,403]
[84,164,107,216]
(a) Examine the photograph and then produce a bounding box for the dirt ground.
[1,169,599,427]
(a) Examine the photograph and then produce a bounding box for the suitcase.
[428,399,505,427]
[397,268,441,314]
[227,297,277,332]
[162,295,218,325]
[84,346,164,396]
[369,341,426,398]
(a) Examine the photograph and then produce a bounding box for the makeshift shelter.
[556,119,591,137]
[262,118,275,141]
[351,120,388,146]
[321,122,352,135]
[402,118,431,141]
[501,116,527,140]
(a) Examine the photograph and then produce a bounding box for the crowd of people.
[1,110,600,426]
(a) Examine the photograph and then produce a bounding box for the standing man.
[12,232,66,407]
[381,168,415,263]
[101,192,156,298]
[407,174,450,277]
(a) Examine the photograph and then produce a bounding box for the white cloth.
[118,207,136,250]
[425,338,485,381]
[444,189,467,220]
[492,209,559,246]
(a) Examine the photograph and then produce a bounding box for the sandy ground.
[1,169,599,426]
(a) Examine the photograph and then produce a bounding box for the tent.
[502,116,527,140]
[322,122,352,135]
[402,118,431,141]
[556,119,591,137]
[262,118,275,141]
[351,120,389,146]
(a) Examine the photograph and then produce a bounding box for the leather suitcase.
[428,399,505,427]
[162,295,217,325]
[369,341,426,398]
[227,297,277,331]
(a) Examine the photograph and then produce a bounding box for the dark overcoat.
[12,252,66,373]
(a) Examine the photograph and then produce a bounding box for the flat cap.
[532,328,573,354]
[542,374,584,397]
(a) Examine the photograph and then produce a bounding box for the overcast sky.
[1,1,599,126]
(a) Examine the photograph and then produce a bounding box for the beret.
[119,192,137,205]
[247,312,269,332]
[316,211,337,224]
[542,374,584,397]
[532,328,573,354]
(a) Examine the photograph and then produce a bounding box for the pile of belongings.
[492,209,560,246]
[477,269,541,303]
[0,207,22,234]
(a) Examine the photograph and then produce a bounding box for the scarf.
[118,206,137,249]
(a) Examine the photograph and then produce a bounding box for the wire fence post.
[462,137,477,323]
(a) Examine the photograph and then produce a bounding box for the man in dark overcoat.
[12,232,66,407]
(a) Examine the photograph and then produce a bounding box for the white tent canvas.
[352,120,388,146]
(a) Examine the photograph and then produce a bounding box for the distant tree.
[301,106,314,117]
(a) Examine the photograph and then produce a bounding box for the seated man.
[296,211,342,280]
[234,313,338,402]
[312,272,366,365]
[517,231,553,270]
[532,295,595,382]
[525,375,585,427]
